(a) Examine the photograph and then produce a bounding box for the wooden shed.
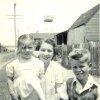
[67,4,100,45]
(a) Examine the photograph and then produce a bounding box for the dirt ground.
[0,52,15,100]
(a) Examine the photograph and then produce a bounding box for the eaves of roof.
[69,3,100,30]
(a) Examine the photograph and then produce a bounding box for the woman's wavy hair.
[39,38,57,60]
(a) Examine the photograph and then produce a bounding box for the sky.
[0,0,100,46]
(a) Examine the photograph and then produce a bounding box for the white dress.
[6,57,44,100]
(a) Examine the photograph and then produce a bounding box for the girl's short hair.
[68,48,91,63]
[17,34,34,48]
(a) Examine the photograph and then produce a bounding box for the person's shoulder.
[62,67,75,81]
[32,56,42,62]
[32,56,44,65]
[50,60,63,71]
[51,60,62,66]
[88,75,99,86]
[67,77,74,82]
[66,77,74,86]
[7,58,18,66]
[33,51,40,57]
[6,59,19,71]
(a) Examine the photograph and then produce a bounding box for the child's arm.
[7,76,18,100]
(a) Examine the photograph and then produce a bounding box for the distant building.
[5,45,15,51]
[67,4,100,45]
[30,33,58,40]
[0,44,8,52]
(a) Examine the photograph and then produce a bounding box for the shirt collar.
[72,75,98,94]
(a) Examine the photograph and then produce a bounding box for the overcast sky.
[0,0,100,46]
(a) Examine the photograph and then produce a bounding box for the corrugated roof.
[69,4,100,30]
[30,33,58,39]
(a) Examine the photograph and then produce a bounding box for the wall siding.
[67,25,86,45]
[86,8,99,41]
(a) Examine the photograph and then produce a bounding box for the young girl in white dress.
[6,34,46,100]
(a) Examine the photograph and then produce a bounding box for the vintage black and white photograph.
[0,0,100,100]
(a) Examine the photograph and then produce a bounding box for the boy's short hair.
[68,48,91,63]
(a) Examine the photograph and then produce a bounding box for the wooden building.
[67,4,100,45]
[55,30,68,45]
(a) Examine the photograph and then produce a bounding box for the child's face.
[39,42,54,63]
[19,40,34,59]
[71,59,90,81]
